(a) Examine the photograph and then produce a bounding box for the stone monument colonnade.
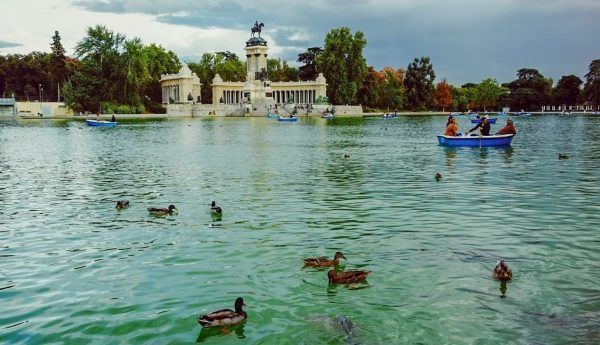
[160,21,333,116]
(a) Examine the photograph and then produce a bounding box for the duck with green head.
[198,297,247,328]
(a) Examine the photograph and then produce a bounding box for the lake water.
[1,115,599,344]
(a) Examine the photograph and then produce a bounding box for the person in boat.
[110,115,116,122]
[467,116,490,136]
[495,119,516,135]
[444,116,460,136]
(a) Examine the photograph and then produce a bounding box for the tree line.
[0,25,598,113]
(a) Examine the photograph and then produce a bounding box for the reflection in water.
[499,280,508,298]
[196,323,246,342]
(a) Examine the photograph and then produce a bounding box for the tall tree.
[49,31,68,101]
[188,53,215,104]
[583,59,600,106]
[473,78,507,111]
[267,58,298,82]
[379,67,404,110]
[404,57,435,110]
[505,68,552,111]
[297,47,322,81]
[316,27,367,105]
[434,78,452,111]
[357,66,383,110]
[142,43,180,103]
[553,75,582,106]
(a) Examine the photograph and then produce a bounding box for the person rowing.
[495,118,516,135]
[466,116,490,136]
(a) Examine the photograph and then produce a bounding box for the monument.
[242,22,275,113]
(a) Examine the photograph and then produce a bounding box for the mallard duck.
[116,200,129,209]
[210,201,222,215]
[148,204,177,216]
[558,154,569,160]
[435,173,442,181]
[492,260,513,281]
[198,297,247,328]
[328,269,371,284]
[303,252,346,267]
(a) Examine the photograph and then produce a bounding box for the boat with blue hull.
[470,118,497,124]
[383,113,398,118]
[266,112,278,119]
[86,119,116,127]
[437,134,515,147]
[321,114,334,119]
[278,116,298,122]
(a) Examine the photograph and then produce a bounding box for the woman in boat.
[495,119,516,135]
[444,116,460,136]
[467,116,490,136]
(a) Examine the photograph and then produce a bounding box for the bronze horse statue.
[251,22,264,38]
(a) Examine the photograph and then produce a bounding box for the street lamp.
[41,87,44,102]
[38,84,42,102]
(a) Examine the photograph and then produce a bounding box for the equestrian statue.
[251,21,264,38]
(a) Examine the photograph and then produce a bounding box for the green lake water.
[1,115,599,344]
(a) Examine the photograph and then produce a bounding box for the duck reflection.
[196,323,245,342]
[499,280,508,298]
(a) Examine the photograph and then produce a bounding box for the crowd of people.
[444,115,516,137]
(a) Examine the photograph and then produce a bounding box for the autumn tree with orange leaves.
[434,78,452,111]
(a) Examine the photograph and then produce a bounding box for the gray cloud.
[70,0,600,84]
[0,40,22,49]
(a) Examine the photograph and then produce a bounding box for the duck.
[558,154,569,160]
[303,251,346,267]
[147,204,177,216]
[198,297,247,328]
[210,201,222,215]
[492,259,513,281]
[115,200,129,209]
[343,153,350,159]
[327,269,371,284]
[435,173,442,181]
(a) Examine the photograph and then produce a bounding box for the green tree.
[553,75,582,106]
[316,27,367,105]
[297,47,322,81]
[505,68,552,111]
[141,43,180,103]
[404,57,436,110]
[379,67,404,110]
[357,67,383,110]
[473,78,507,111]
[188,53,215,104]
[267,58,298,82]
[583,59,600,106]
[49,31,68,101]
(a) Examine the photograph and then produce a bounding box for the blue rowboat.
[278,116,298,122]
[266,113,278,119]
[321,114,334,119]
[383,113,397,118]
[470,118,497,124]
[513,113,531,117]
[437,134,515,147]
[86,119,116,127]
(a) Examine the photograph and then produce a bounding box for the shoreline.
[2,111,596,120]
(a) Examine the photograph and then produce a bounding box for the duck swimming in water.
[558,154,569,160]
[435,173,442,181]
[328,269,371,284]
[147,204,177,216]
[303,252,346,267]
[210,201,222,215]
[116,200,129,209]
[198,297,247,328]
[492,260,513,281]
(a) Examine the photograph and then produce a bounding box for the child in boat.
[495,119,516,135]
[444,116,460,136]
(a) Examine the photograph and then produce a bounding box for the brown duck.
[198,297,247,328]
[303,251,346,267]
[492,260,513,281]
[328,269,371,284]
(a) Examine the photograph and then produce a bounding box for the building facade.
[160,64,201,104]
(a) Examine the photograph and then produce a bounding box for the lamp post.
[38,84,41,102]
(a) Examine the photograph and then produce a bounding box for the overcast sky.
[0,0,598,85]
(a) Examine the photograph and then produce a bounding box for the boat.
[513,112,531,117]
[383,113,398,118]
[266,112,278,119]
[321,113,334,119]
[278,116,298,122]
[86,119,116,127]
[470,118,497,124]
[437,134,515,147]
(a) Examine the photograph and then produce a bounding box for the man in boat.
[110,115,116,122]
[495,119,516,135]
[444,116,460,136]
[466,116,490,136]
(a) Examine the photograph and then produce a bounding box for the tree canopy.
[404,57,436,111]
[584,59,600,106]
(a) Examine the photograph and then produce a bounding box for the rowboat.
[86,119,116,127]
[321,113,334,119]
[278,116,298,122]
[470,118,497,124]
[383,113,397,118]
[437,134,515,147]
[266,112,278,119]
